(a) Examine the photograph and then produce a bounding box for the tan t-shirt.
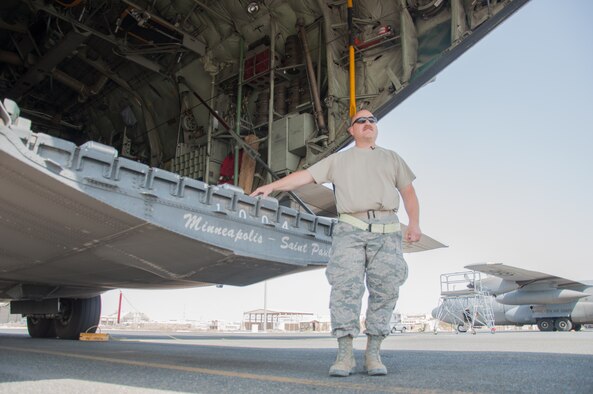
[307,145,415,214]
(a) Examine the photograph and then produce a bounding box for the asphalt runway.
[1,328,592,393]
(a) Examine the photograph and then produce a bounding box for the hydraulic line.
[348,0,356,118]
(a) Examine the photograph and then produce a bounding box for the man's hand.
[250,184,274,198]
[404,223,422,243]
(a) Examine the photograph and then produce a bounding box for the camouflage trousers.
[326,217,408,338]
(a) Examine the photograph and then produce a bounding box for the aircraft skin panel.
[571,301,593,324]
[0,0,531,168]
[375,0,530,120]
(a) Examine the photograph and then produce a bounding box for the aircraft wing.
[465,263,586,287]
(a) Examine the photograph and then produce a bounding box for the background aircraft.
[0,0,527,339]
[432,263,593,332]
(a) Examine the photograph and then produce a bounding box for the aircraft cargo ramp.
[0,99,336,299]
[0,98,444,302]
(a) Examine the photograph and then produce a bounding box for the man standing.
[250,109,421,376]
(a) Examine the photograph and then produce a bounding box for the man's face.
[348,110,378,143]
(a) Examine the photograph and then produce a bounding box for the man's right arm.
[249,170,315,197]
[400,183,421,243]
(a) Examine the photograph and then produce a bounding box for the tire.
[457,324,468,333]
[537,319,554,332]
[573,323,582,332]
[554,318,573,332]
[54,296,101,340]
[27,317,56,338]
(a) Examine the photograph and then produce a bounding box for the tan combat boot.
[329,335,356,377]
[365,335,387,376]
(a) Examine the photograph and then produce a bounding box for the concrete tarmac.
[1,328,592,393]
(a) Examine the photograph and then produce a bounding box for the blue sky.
[102,0,593,322]
[378,0,593,317]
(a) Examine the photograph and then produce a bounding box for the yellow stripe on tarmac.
[0,345,446,394]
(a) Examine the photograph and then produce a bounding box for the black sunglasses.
[351,116,377,126]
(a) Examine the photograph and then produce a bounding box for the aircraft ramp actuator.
[434,270,496,334]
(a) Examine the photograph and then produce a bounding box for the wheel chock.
[79,332,110,341]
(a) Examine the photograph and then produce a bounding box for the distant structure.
[1,303,11,323]
[120,311,151,324]
[242,309,328,332]
[100,313,120,326]
[0,303,21,324]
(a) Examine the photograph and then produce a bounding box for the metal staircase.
[434,270,496,334]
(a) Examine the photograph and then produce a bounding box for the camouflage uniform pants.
[326,216,408,338]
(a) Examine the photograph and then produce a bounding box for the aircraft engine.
[495,289,589,305]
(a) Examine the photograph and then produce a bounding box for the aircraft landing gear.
[536,319,555,332]
[26,316,56,338]
[554,318,573,332]
[537,318,575,332]
[25,296,102,340]
[53,296,101,339]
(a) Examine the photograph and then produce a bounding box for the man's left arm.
[400,183,421,243]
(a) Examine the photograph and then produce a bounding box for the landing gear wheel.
[554,318,573,332]
[27,316,56,338]
[537,319,554,332]
[457,324,468,333]
[54,296,101,340]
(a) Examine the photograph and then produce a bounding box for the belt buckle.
[368,223,385,233]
